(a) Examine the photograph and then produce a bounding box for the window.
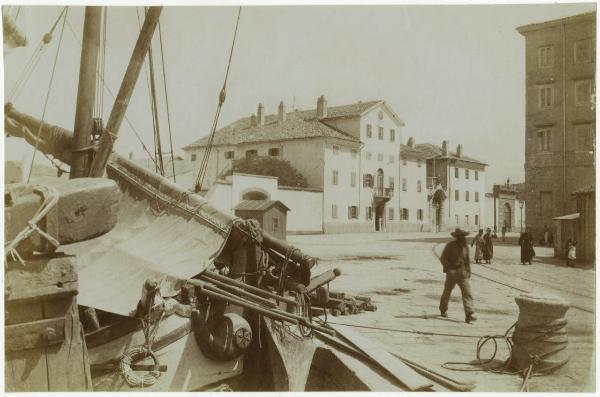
[537,129,552,152]
[575,80,593,106]
[389,208,394,220]
[191,153,197,162]
[465,169,469,179]
[246,149,258,159]
[575,124,594,150]
[332,145,339,155]
[363,174,374,187]
[538,45,554,68]
[332,204,338,219]
[366,152,372,160]
[455,168,459,178]
[272,217,279,232]
[465,215,469,225]
[417,160,422,168]
[377,153,384,162]
[475,192,479,202]
[455,215,459,225]
[366,206,373,220]
[348,206,358,219]
[539,191,553,216]
[366,124,372,138]
[417,180,422,192]
[351,172,357,187]
[475,215,479,225]
[538,85,554,109]
[400,208,408,221]
[465,191,470,202]
[475,171,479,181]
[455,189,459,201]
[388,155,395,164]
[389,176,394,190]
[351,149,357,158]
[332,170,339,185]
[402,178,407,191]
[378,127,384,140]
[268,148,280,157]
[574,39,592,64]
[224,151,234,159]
[390,129,396,142]
[417,209,423,221]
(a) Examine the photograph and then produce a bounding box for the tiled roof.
[400,144,431,160]
[183,100,383,149]
[413,143,487,165]
[234,199,290,212]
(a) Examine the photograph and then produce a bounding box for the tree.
[224,156,308,188]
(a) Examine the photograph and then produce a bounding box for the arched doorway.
[374,169,385,231]
[242,190,269,200]
[503,203,512,231]
[431,188,446,232]
[376,169,384,190]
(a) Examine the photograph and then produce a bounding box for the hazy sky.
[3,3,596,189]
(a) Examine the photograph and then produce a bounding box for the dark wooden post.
[71,6,102,179]
[88,6,162,177]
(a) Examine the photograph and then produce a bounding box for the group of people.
[470,228,494,264]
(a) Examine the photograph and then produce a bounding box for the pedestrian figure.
[439,228,477,324]
[501,223,507,242]
[471,229,484,264]
[482,228,493,264]
[543,225,550,247]
[566,240,577,267]
[518,228,535,265]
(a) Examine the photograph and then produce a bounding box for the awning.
[552,213,580,221]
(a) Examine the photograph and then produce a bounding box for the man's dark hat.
[451,228,470,237]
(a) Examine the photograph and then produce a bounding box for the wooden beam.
[71,6,102,178]
[88,6,162,177]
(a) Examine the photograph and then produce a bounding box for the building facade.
[399,138,432,231]
[183,96,406,233]
[484,182,526,234]
[517,12,596,239]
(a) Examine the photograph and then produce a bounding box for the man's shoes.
[440,311,448,318]
[466,313,477,323]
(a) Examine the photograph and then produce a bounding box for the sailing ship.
[4,6,454,392]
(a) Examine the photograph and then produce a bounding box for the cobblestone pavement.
[289,232,595,392]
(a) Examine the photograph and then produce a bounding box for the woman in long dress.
[471,229,484,264]
[482,228,493,264]
[518,228,535,265]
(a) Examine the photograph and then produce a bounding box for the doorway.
[375,204,385,231]
[504,203,512,231]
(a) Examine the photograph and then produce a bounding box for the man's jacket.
[440,240,471,277]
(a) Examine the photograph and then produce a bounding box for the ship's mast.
[71,6,102,179]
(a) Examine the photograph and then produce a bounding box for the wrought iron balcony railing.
[373,187,394,198]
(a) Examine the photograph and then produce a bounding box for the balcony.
[426,177,439,190]
[373,187,393,202]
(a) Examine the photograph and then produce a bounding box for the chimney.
[456,144,463,158]
[407,137,415,148]
[441,140,449,156]
[257,103,265,126]
[250,113,257,127]
[316,95,327,118]
[278,101,287,122]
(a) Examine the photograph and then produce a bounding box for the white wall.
[446,165,486,231]
[399,157,429,226]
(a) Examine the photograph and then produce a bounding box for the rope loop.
[119,345,161,388]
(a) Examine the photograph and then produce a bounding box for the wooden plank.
[327,323,433,391]
[5,256,78,302]
[5,317,65,352]
[5,301,43,325]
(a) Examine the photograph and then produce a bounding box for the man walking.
[439,228,477,323]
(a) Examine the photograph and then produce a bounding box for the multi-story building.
[399,137,431,231]
[517,12,596,238]
[406,141,487,232]
[183,96,406,233]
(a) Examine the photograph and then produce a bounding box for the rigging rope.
[8,7,68,102]
[27,8,68,183]
[157,20,177,183]
[64,17,161,170]
[194,6,242,192]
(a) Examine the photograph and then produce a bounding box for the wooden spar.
[186,278,276,308]
[195,286,298,325]
[88,6,162,177]
[71,6,102,179]
[145,20,165,175]
[200,272,297,306]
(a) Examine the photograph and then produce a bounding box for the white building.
[183,96,406,233]
[399,138,431,231]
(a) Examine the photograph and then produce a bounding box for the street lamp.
[519,200,525,233]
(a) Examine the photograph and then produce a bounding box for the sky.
[2,2,596,190]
